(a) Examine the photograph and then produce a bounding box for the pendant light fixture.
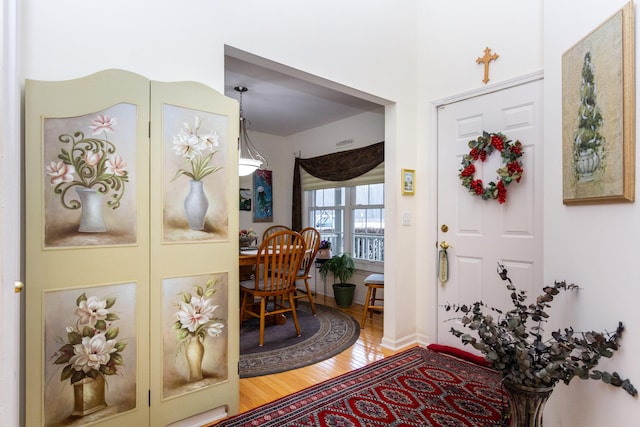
[235,86,267,176]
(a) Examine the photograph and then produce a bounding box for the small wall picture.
[402,169,415,195]
[240,188,251,211]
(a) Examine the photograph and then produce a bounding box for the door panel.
[437,78,543,349]
[149,80,239,426]
[26,70,151,427]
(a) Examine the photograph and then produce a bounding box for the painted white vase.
[576,149,600,183]
[76,187,107,233]
[185,337,205,382]
[184,180,209,230]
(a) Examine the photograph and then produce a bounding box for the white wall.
[543,1,640,425]
[290,109,385,158]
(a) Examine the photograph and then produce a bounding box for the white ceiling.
[224,56,384,137]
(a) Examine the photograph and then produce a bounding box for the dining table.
[239,248,259,267]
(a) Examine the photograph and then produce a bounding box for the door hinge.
[148,389,151,407]
[148,121,151,139]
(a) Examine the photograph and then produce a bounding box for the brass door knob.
[440,241,452,250]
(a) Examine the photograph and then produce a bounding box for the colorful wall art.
[253,169,273,222]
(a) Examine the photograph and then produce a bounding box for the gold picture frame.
[402,169,415,195]
[562,2,635,204]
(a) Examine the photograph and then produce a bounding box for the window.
[306,183,384,264]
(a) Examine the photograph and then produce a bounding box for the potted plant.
[319,253,356,307]
[443,264,636,427]
[316,240,332,259]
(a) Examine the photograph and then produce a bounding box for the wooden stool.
[361,273,384,328]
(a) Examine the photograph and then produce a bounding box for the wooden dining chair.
[240,230,306,347]
[261,225,291,244]
[293,227,321,314]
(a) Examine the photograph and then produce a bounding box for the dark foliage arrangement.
[444,264,636,396]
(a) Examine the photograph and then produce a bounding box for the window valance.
[292,141,384,230]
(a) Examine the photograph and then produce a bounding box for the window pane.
[367,208,384,234]
[369,183,384,205]
[355,185,368,205]
[306,185,382,263]
[353,209,366,233]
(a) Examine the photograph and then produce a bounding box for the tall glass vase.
[184,180,209,230]
[76,187,107,233]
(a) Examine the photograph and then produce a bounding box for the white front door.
[436,77,544,349]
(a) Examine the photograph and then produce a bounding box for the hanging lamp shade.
[235,86,267,176]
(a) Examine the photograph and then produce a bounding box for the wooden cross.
[476,47,499,84]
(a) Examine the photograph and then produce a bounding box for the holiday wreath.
[458,131,524,204]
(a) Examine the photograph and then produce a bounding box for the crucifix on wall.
[476,47,499,84]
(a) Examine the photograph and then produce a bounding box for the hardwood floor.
[237,296,412,413]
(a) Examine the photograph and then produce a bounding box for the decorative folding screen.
[25,70,240,427]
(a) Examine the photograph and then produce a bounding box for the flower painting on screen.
[43,283,137,425]
[43,104,137,247]
[162,273,228,399]
[162,105,229,242]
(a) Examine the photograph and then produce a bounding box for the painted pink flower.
[89,114,117,135]
[45,161,75,186]
[75,296,109,327]
[84,150,102,166]
[69,334,117,373]
[105,155,127,176]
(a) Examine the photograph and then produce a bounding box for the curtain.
[292,141,384,231]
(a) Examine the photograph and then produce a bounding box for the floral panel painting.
[163,105,229,242]
[44,282,137,426]
[162,273,228,399]
[43,104,137,247]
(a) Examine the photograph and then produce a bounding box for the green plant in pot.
[443,264,636,427]
[319,253,356,308]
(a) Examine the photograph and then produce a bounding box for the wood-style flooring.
[238,295,411,413]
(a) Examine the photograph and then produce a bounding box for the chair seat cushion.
[240,279,294,293]
[364,273,384,285]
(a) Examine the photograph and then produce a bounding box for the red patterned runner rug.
[214,346,507,427]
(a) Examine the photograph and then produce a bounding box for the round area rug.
[239,302,360,378]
